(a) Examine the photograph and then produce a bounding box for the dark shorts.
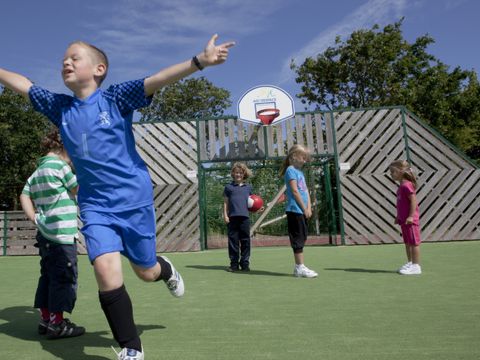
[34,232,78,313]
[286,211,308,253]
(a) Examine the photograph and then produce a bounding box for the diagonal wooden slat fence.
[333,107,480,244]
[2,107,479,255]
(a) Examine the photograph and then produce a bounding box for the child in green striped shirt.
[20,128,85,340]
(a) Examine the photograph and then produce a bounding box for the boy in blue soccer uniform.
[0,34,234,360]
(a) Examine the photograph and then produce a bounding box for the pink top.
[396,180,420,225]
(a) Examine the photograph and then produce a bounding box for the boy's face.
[62,44,102,91]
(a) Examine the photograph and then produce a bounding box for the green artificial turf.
[0,241,479,359]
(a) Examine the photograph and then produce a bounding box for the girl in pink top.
[389,160,422,275]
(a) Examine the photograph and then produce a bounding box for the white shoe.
[161,256,185,297]
[399,264,422,275]
[113,347,144,360]
[397,262,412,273]
[294,265,318,278]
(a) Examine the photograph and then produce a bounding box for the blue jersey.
[223,182,252,217]
[29,79,153,212]
[285,166,309,214]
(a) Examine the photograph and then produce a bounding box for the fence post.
[2,211,7,256]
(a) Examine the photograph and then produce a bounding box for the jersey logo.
[97,111,111,127]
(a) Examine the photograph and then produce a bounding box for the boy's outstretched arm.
[0,68,33,98]
[144,34,235,97]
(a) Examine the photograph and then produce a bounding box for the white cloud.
[279,0,408,84]
[83,0,287,69]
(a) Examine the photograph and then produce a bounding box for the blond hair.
[389,160,417,188]
[279,144,310,176]
[69,41,109,85]
[231,162,252,180]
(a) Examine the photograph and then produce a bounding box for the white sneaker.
[294,265,318,278]
[399,264,422,275]
[397,262,412,273]
[112,347,144,360]
[160,256,185,297]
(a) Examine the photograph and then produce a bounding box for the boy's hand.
[199,34,235,68]
[224,216,230,224]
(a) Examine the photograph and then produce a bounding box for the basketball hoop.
[256,108,280,125]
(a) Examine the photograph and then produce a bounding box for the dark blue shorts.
[80,205,157,268]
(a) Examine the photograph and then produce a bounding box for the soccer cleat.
[226,266,239,272]
[294,265,318,278]
[397,261,412,273]
[38,319,49,335]
[46,318,85,339]
[160,256,185,297]
[399,264,422,275]
[112,347,144,360]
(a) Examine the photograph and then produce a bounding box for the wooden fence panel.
[335,108,480,244]
[4,107,478,255]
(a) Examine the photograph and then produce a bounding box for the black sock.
[99,285,141,351]
[155,256,172,282]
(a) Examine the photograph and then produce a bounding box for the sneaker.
[226,266,239,272]
[46,319,85,339]
[294,265,318,278]
[397,261,412,273]
[399,264,422,275]
[240,266,250,272]
[160,256,185,297]
[112,347,144,360]
[38,319,49,335]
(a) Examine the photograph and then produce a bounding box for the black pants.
[286,212,308,254]
[34,232,78,313]
[227,217,251,269]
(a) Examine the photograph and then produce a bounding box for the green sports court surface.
[1,241,479,359]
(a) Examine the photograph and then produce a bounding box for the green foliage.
[203,161,335,238]
[0,87,50,209]
[138,77,232,121]
[292,19,480,161]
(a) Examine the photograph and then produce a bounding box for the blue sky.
[1,0,478,116]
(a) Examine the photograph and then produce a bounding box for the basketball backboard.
[237,85,295,125]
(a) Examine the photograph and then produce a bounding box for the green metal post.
[401,107,412,163]
[3,211,7,256]
[323,162,337,244]
[195,118,206,250]
[329,111,346,245]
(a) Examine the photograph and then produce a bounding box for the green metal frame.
[3,211,7,256]
[199,154,338,249]
[328,111,346,245]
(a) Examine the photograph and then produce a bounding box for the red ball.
[248,194,264,212]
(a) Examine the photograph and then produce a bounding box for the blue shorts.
[80,205,157,268]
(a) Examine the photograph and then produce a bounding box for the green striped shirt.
[22,156,78,244]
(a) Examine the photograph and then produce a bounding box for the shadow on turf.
[324,267,397,274]
[186,264,292,277]
[0,306,164,359]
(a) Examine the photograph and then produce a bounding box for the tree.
[0,87,50,209]
[138,77,231,121]
[291,19,480,161]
